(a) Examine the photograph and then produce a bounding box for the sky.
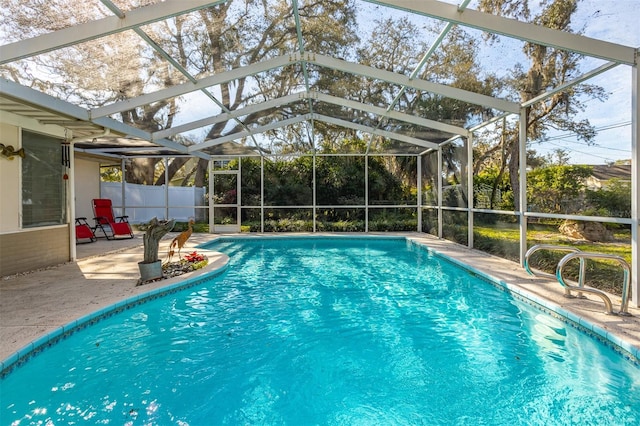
[3,0,636,165]
[175,0,640,164]
[356,0,639,165]
[300,0,640,165]
[485,0,639,165]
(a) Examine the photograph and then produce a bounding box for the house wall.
[0,122,20,233]
[585,176,603,191]
[0,115,72,277]
[0,226,70,276]
[75,157,101,221]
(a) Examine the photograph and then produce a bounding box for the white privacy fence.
[101,182,207,224]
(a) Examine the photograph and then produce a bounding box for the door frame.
[209,162,241,233]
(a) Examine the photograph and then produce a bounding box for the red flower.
[184,251,205,262]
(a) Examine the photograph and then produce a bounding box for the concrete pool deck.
[1,232,639,364]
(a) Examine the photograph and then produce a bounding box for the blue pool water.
[2,237,639,425]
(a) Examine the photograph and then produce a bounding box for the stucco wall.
[0,226,70,276]
[75,157,101,221]
[0,123,21,233]
[0,117,72,276]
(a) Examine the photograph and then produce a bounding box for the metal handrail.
[556,252,632,316]
[524,244,586,298]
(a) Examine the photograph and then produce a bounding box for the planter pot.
[138,260,163,283]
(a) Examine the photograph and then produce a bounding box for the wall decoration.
[0,143,25,160]
[61,142,70,167]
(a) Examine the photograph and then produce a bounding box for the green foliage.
[473,230,519,260]
[240,158,263,207]
[442,210,468,245]
[265,158,314,206]
[316,156,366,205]
[474,163,630,217]
[369,208,417,231]
[585,178,631,218]
[317,220,365,232]
[474,166,506,188]
[473,167,513,210]
[367,158,412,205]
[239,144,414,213]
[242,208,418,232]
[368,218,417,232]
[171,220,208,233]
[475,1,606,212]
[264,219,313,232]
[443,224,468,245]
[99,166,122,182]
[526,165,592,213]
[319,137,367,154]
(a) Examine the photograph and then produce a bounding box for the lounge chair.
[92,198,134,240]
[75,217,97,243]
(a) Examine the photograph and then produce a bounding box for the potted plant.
[138,217,175,284]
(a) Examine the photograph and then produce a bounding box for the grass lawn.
[474,223,631,296]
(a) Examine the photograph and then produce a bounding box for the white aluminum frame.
[0,0,637,306]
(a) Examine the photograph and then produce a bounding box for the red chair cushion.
[76,225,94,239]
[93,199,116,223]
[111,222,131,236]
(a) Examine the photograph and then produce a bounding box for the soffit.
[0,94,123,141]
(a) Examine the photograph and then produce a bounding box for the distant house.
[584,164,631,191]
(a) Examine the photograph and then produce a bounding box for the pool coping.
[1,248,229,377]
[405,239,640,365]
[2,233,639,377]
[404,234,640,364]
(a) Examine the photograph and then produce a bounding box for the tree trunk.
[142,217,175,263]
[125,158,159,185]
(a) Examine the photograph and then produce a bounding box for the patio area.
[1,233,639,364]
[0,232,226,361]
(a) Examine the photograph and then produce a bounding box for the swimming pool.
[2,236,639,424]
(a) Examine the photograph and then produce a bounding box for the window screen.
[21,130,67,227]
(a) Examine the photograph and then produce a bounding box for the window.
[21,130,67,227]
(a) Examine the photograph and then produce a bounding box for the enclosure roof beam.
[73,147,123,159]
[292,0,317,152]
[190,109,439,152]
[88,120,209,159]
[97,0,266,156]
[369,0,637,65]
[155,90,468,141]
[79,147,167,153]
[467,112,512,133]
[0,77,91,121]
[311,92,469,136]
[91,54,295,119]
[308,53,520,113]
[467,63,620,132]
[313,114,439,149]
[521,61,620,108]
[190,114,311,152]
[375,0,472,149]
[0,0,226,65]
[153,92,307,139]
[84,118,211,159]
[92,51,518,121]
